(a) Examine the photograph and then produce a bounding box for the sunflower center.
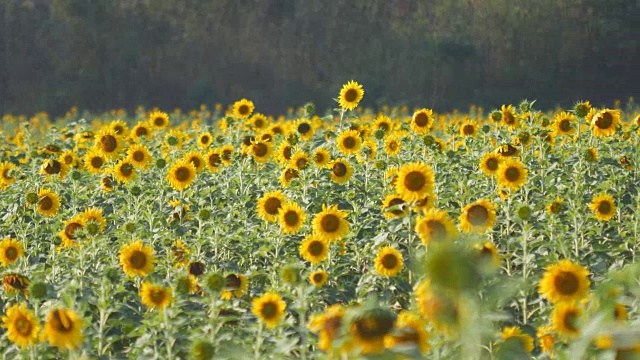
[225,275,241,290]
[414,112,429,127]
[263,197,282,215]
[505,167,520,182]
[595,112,613,129]
[242,136,254,146]
[381,253,399,269]
[388,198,405,215]
[100,135,118,153]
[296,157,308,169]
[135,126,149,137]
[298,123,311,134]
[238,105,249,116]
[554,271,579,295]
[598,201,612,215]
[312,273,325,283]
[38,196,53,210]
[254,119,264,128]
[63,155,73,164]
[426,220,447,241]
[323,316,342,336]
[5,247,18,261]
[282,146,292,160]
[467,205,489,226]
[44,160,62,175]
[284,168,298,181]
[550,202,562,213]
[154,117,165,126]
[208,153,221,167]
[253,143,268,157]
[51,310,73,333]
[378,122,390,132]
[389,141,398,151]
[343,136,357,149]
[189,157,201,169]
[175,167,191,182]
[559,119,572,132]
[261,302,278,319]
[113,125,124,134]
[91,156,104,169]
[151,289,166,304]
[486,158,499,171]
[503,112,515,125]
[320,214,340,232]
[2,169,12,181]
[120,163,133,176]
[463,125,474,135]
[354,317,393,339]
[200,135,210,144]
[404,171,426,191]
[222,149,232,161]
[15,316,32,335]
[284,211,299,226]
[133,151,145,162]
[308,241,325,256]
[563,310,579,332]
[129,250,147,269]
[344,89,358,103]
[65,222,83,240]
[333,163,347,177]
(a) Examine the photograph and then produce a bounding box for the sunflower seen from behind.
[0,237,24,266]
[459,199,497,234]
[278,202,307,235]
[299,235,329,264]
[312,204,350,242]
[252,292,287,329]
[1,303,40,349]
[374,246,403,277]
[338,80,364,111]
[43,308,83,350]
[119,240,155,278]
[395,162,435,203]
[140,281,173,311]
[589,193,616,222]
[166,160,197,191]
[539,259,590,304]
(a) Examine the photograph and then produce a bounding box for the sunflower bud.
[155,158,167,169]
[490,110,502,122]
[374,160,386,170]
[167,136,178,146]
[287,134,298,146]
[516,205,532,221]
[191,339,215,360]
[304,102,315,117]
[124,222,136,233]
[130,186,142,196]
[198,209,211,221]
[104,267,121,284]
[374,129,385,139]
[29,281,48,300]
[574,101,591,118]
[85,222,99,235]
[423,135,435,146]
[70,170,81,180]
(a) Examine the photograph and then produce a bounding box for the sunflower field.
[0,82,639,359]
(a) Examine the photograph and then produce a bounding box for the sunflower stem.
[254,322,264,360]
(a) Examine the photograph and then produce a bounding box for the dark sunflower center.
[254,119,264,128]
[467,205,489,226]
[427,220,447,241]
[596,112,613,129]
[101,135,117,153]
[201,135,210,144]
[225,275,241,290]
[129,250,147,269]
[5,247,18,261]
[261,134,272,142]
[151,289,165,303]
[550,202,562,213]
[312,273,325,283]
[189,157,201,169]
[388,198,405,215]
[120,163,133,176]
[133,151,145,162]
[282,146,292,160]
[284,168,298,181]
[154,117,165,126]
[63,155,73,164]
[404,171,426,191]
[44,160,62,175]
[208,153,221,167]
[113,125,124,134]
[463,125,474,135]
[378,122,390,132]
[598,201,612,215]
[298,123,311,134]
[51,310,73,333]
[284,211,299,226]
[414,112,429,127]
[381,253,399,269]
[505,167,520,182]
[343,136,357,149]
[503,112,515,125]
[389,141,398,151]
[333,163,347,177]
[2,169,12,181]
[136,127,149,137]
[296,157,308,169]
[321,214,340,232]
[39,196,53,210]
[242,136,255,146]
[91,157,104,169]
[354,317,393,339]
[253,143,268,157]
[261,302,277,319]
[264,197,282,215]
[480,245,495,258]
[65,222,83,240]
[323,317,342,336]
[15,316,32,335]
[344,89,358,103]
[309,241,325,256]
[554,271,579,295]
[238,105,249,116]
[563,310,579,332]
[175,167,191,182]
[486,158,499,171]
[559,119,572,132]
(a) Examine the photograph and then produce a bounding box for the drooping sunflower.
[119,240,155,278]
[336,129,362,156]
[414,209,459,245]
[552,303,582,337]
[410,108,434,134]
[94,127,122,159]
[395,162,435,202]
[57,215,86,249]
[479,154,501,177]
[1,303,40,349]
[374,246,403,277]
[2,273,29,295]
[299,235,329,264]
[40,159,69,180]
[381,194,408,219]
[309,270,329,287]
[140,281,173,311]
[279,167,299,188]
[252,292,287,328]
[589,193,616,222]
[166,160,197,191]
[221,274,248,300]
[312,204,350,242]
[197,132,213,148]
[113,159,136,184]
[349,307,395,355]
[384,311,430,355]
[0,161,17,189]
[232,99,255,119]
[257,190,288,223]
[36,188,60,217]
[131,121,152,140]
[312,147,331,167]
[0,237,25,266]
[539,259,590,304]
[148,110,170,129]
[127,144,153,169]
[459,199,497,233]
[590,109,621,137]
[501,104,519,129]
[496,159,528,191]
[278,202,307,235]
[500,326,534,353]
[183,151,206,173]
[329,158,353,184]
[43,308,83,350]
[250,140,273,163]
[384,134,402,156]
[338,80,364,111]
[83,149,107,174]
[459,121,478,137]
[374,114,393,135]
[290,151,310,170]
[551,111,576,137]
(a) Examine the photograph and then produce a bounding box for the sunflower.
[395,162,435,202]
[294,118,315,141]
[336,129,362,156]
[299,235,329,264]
[251,292,287,328]
[589,193,616,221]
[338,80,364,111]
[539,259,590,304]
[43,308,83,350]
[40,159,69,180]
[57,215,86,248]
[590,109,621,137]
[127,144,153,169]
[308,304,346,353]
[0,237,24,266]
[278,202,307,235]
[171,239,190,268]
[584,147,598,162]
[163,129,185,150]
[221,274,248,300]
[140,281,173,311]
[381,194,408,219]
[183,151,206,173]
[258,130,275,144]
[78,207,106,234]
[413,192,437,212]
[459,199,497,233]
[149,110,170,129]
[414,280,462,336]
[290,151,310,170]
[384,135,402,156]
[232,99,255,119]
[312,204,350,242]
[83,149,107,174]
[58,150,78,168]
[384,311,430,355]
[312,148,331,167]
[474,241,502,269]
[2,273,29,295]
[349,308,395,355]
[374,246,403,277]
[1,303,40,349]
[276,142,294,165]
[552,303,581,337]
[248,113,268,131]
[166,160,197,191]
[536,326,556,358]
[551,111,576,137]
[250,140,273,163]
[110,119,129,136]
[410,108,434,134]
[0,161,17,189]
[119,240,155,278]
[459,121,477,137]
[414,209,459,245]
[112,159,136,183]
[500,326,534,353]
[131,121,152,140]
[501,104,519,129]
[257,190,288,223]
[329,158,353,184]
[196,132,213,148]
[101,174,115,192]
[219,145,234,165]
[309,270,329,287]
[36,188,60,217]
[94,127,122,159]
[279,167,299,188]
[203,149,222,172]
[495,143,519,157]
[496,159,528,191]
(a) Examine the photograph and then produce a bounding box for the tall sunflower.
[336,129,362,156]
[36,188,60,217]
[459,199,497,233]
[1,303,40,349]
[83,149,107,174]
[252,292,287,328]
[127,144,153,169]
[414,209,459,245]
[0,237,24,266]
[57,215,86,248]
[329,158,353,184]
[551,112,576,137]
[248,113,268,131]
[479,153,502,177]
[294,118,315,141]
[374,246,403,277]
[166,160,197,191]
[459,121,477,137]
[232,99,255,119]
[538,259,590,304]
[501,105,519,130]
[309,270,329,287]
[257,190,288,223]
[119,240,155,278]
[312,148,331,167]
[113,159,136,184]
[148,110,170,129]
[410,108,434,134]
[312,204,350,242]
[496,159,528,191]
[94,127,122,159]
[43,308,83,350]
[589,193,616,221]
[590,109,620,137]
[395,162,435,202]
[278,202,307,235]
[140,281,173,311]
[338,80,364,111]
[299,235,329,264]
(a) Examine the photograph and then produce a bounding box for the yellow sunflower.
[501,104,519,129]
[127,144,153,169]
[293,118,315,141]
[547,197,564,215]
[551,111,576,137]
[410,108,434,134]
[459,121,477,137]
[589,193,616,221]
[1,303,40,349]
[312,204,350,242]
[308,304,346,353]
[384,311,430,355]
[257,190,288,223]
[552,303,581,337]
[309,270,329,287]
[197,132,213,148]
[0,237,25,266]
[131,121,152,140]
[183,151,206,173]
[232,99,255,119]
[40,159,69,180]
[57,215,86,248]
[395,162,435,202]
[299,235,329,264]
[384,135,402,156]
[170,239,190,268]
[500,326,534,353]
[584,147,598,162]
[475,241,502,269]
[279,167,299,188]
[336,129,362,156]
[276,142,294,165]
[312,148,331,167]
[349,308,395,355]
[538,259,590,304]
[36,188,60,217]
[80,207,106,233]
[166,160,197,191]
[381,194,408,219]
[250,140,273,163]
[148,110,170,129]
[374,114,393,135]
[219,145,234,166]
[590,109,621,137]
[58,150,78,168]
[338,80,364,111]
[119,240,155,278]
[459,199,497,233]
[140,281,173,311]
[112,159,136,184]
[110,119,129,137]
[495,143,520,157]
[374,246,403,277]
[413,192,437,212]
[290,151,310,170]
[204,149,222,172]
[2,273,29,295]
[414,279,462,336]
[94,127,122,159]
[248,113,268,131]
[83,149,107,174]
[414,209,459,245]
[536,326,556,358]
[278,202,307,235]
[329,158,353,184]
[221,274,248,300]
[43,308,83,350]
[252,292,287,329]
[496,159,528,191]
[0,161,17,189]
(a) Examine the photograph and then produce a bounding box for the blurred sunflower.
[36,188,60,217]
[414,209,459,245]
[171,239,190,268]
[58,150,78,168]
[149,110,170,129]
[413,192,437,212]
[2,273,29,295]
[474,241,502,269]
[0,161,17,189]
[501,104,519,129]
[119,240,155,278]
[0,237,24,266]
[219,145,234,166]
[348,307,395,355]
[338,80,364,111]
[127,144,153,169]
[58,215,86,248]
[384,311,430,355]
[459,199,497,233]
[414,279,462,336]
[40,159,68,180]
[166,160,197,191]
[336,129,362,156]
[410,108,434,134]
[197,132,213,148]
[589,193,616,221]
[584,147,598,162]
[551,112,576,137]
[299,235,329,264]
[547,197,564,215]
[252,292,286,328]
[384,135,401,156]
[395,162,435,202]
[500,326,534,353]
[232,99,255,119]
[1,303,40,349]
[294,118,314,141]
[221,273,248,300]
[552,303,581,337]
[110,119,129,136]
[381,194,408,219]
[312,204,350,242]
[536,326,556,358]
[374,114,393,135]
[278,202,307,235]
[496,159,528,191]
[43,308,83,350]
[312,147,331,167]
[140,281,173,311]
[257,190,288,223]
[590,109,620,137]
[459,121,477,137]
[248,113,268,131]
[329,158,353,184]
[374,246,403,277]
[279,167,299,188]
[309,270,328,287]
[539,259,590,304]
[204,149,222,172]
[131,121,152,140]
